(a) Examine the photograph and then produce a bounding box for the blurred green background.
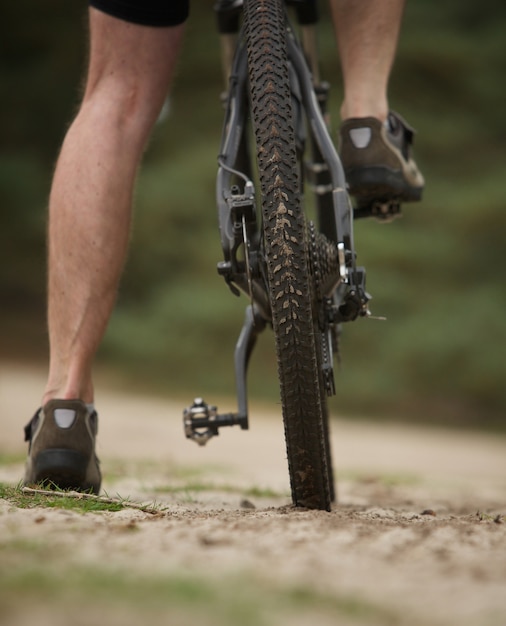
[1,1,505,430]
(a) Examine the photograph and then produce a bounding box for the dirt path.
[1,362,505,626]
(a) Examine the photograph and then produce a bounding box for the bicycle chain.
[308,221,321,301]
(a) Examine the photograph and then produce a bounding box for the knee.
[82,75,165,141]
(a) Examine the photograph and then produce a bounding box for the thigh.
[88,0,189,27]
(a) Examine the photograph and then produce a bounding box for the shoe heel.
[33,449,88,490]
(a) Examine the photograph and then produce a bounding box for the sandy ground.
[1,362,505,625]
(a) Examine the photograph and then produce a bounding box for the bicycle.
[183,0,400,511]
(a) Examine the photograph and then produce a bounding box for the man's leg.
[330,0,424,203]
[24,9,185,492]
[329,0,405,122]
[44,9,184,406]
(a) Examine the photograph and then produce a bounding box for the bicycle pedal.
[183,398,248,447]
[183,398,218,446]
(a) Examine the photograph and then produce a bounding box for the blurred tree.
[1,1,505,428]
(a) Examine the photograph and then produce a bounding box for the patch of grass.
[0,566,401,626]
[0,483,162,515]
[0,452,25,466]
[0,483,123,512]
[348,472,421,488]
[243,485,287,499]
[101,458,215,483]
[171,463,231,481]
[476,511,504,524]
[153,481,287,500]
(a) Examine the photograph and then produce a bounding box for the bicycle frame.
[183,0,370,445]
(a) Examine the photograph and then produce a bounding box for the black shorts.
[89,0,190,27]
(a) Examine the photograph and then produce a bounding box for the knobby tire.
[244,0,332,510]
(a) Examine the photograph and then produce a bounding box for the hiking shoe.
[24,399,101,494]
[339,111,424,203]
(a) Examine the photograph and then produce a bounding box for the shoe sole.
[346,166,423,203]
[31,449,99,494]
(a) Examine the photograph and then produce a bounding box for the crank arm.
[183,305,266,446]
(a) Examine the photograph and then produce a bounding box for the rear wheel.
[244,0,332,510]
